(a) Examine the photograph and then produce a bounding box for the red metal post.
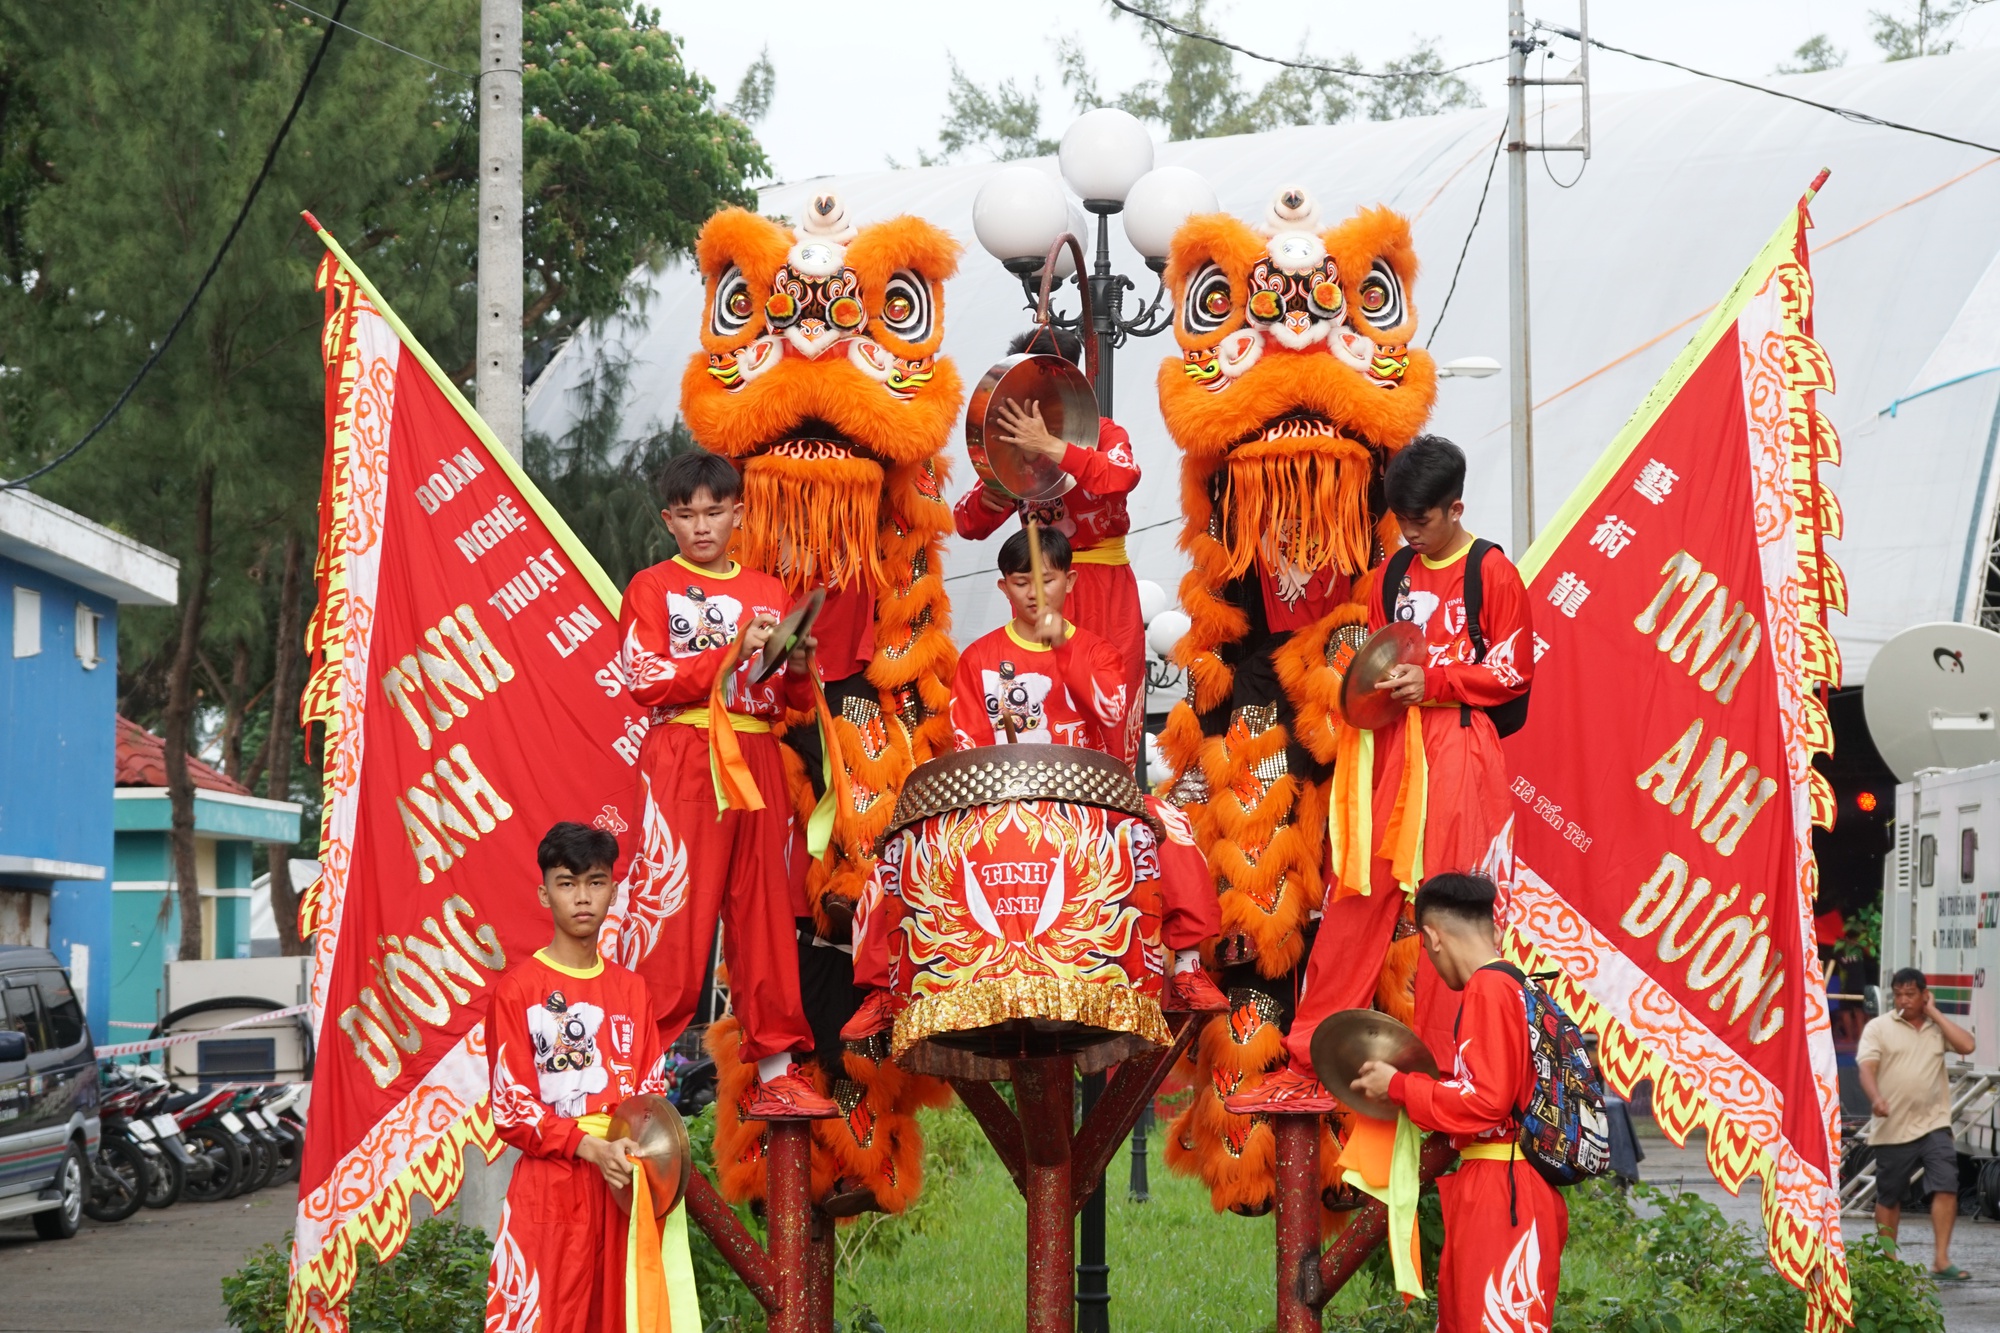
[765,1120,819,1333]
[682,1171,779,1312]
[1311,1133,1458,1306]
[1068,1014,1211,1210]
[951,1076,1027,1191]
[1013,1055,1077,1333]
[807,1202,836,1330]
[1272,1114,1324,1333]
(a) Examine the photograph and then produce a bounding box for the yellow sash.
[576,1112,612,1139]
[1071,536,1129,566]
[1460,1141,1520,1162]
[667,708,772,735]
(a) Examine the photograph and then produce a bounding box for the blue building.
[0,488,178,1039]
[108,718,301,1036]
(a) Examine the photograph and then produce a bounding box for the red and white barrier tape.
[97,1004,309,1058]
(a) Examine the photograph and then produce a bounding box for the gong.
[1309,1008,1439,1122]
[751,588,826,683]
[965,353,1099,503]
[606,1094,691,1218]
[1337,621,1427,731]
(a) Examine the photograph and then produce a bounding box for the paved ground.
[0,1187,295,1333]
[1636,1124,2000,1331]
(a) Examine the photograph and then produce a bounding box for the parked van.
[0,946,98,1239]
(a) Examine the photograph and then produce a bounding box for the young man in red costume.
[1349,872,1567,1333]
[486,822,669,1333]
[954,327,1145,755]
[840,527,1226,1040]
[616,449,835,1120]
[1231,435,1534,1113]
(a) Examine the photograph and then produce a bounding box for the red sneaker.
[741,1069,840,1120]
[1163,968,1229,1013]
[1223,1067,1338,1116]
[839,989,903,1042]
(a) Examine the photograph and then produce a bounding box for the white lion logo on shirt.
[665,588,741,656]
[983,667,1053,742]
[526,990,608,1117]
[1395,589,1442,631]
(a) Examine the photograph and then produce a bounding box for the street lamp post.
[972,109,1218,1333]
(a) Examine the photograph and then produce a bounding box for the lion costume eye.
[711,265,753,338]
[879,270,933,344]
[1183,262,1234,336]
[1356,261,1406,332]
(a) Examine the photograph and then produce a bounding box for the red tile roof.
[114,716,251,795]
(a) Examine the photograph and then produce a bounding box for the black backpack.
[1378,539,1531,738]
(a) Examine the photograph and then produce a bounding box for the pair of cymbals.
[607,1094,692,1218]
[1336,621,1426,731]
[1308,1008,1439,1122]
[750,588,827,683]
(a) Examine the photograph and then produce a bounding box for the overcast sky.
[672,0,2000,184]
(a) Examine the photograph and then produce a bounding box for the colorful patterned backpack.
[1473,961,1613,1187]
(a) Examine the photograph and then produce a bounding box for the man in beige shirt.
[1857,967,1978,1280]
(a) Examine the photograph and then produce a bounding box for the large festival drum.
[877,745,1172,1075]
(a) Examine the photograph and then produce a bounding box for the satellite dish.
[1862,621,2000,782]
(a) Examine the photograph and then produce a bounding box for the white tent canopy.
[526,48,2000,688]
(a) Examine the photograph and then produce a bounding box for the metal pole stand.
[1272,1114,1323,1333]
[952,1013,1213,1332]
[682,1119,834,1333]
[1300,1133,1458,1312]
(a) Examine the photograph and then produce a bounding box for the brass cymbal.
[1309,1008,1439,1122]
[607,1094,691,1218]
[752,588,826,684]
[965,352,1099,503]
[1337,620,1427,731]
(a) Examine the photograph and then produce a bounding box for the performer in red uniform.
[616,449,835,1120]
[1234,436,1535,1112]
[842,528,1225,1038]
[955,326,1144,757]
[485,822,670,1333]
[1349,873,1567,1333]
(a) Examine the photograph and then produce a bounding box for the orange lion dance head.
[680,192,965,593]
[1160,188,1438,583]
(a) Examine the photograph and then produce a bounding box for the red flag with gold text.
[1498,186,1848,1325]
[287,222,643,1329]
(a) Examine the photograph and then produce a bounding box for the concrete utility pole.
[477,0,524,458]
[1505,0,1535,551]
[1505,0,1591,552]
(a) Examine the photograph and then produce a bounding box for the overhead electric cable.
[275,0,473,80]
[1106,0,1506,80]
[1426,122,1505,345]
[1,0,354,491]
[1544,25,2000,157]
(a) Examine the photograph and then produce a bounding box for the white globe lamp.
[1146,609,1191,661]
[1437,355,1503,380]
[1134,579,1170,627]
[1123,167,1219,272]
[973,165,1070,272]
[1059,108,1156,210]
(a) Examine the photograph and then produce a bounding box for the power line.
[1106,0,1506,81]
[275,0,473,81]
[1548,26,2000,157]
[1425,121,1505,346]
[1,0,355,492]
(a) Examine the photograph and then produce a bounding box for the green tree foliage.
[0,1,764,953]
[1870,0,1991,59]
[1776,34,1849,74]
[728,45,777,125]
[913,0,1477,163]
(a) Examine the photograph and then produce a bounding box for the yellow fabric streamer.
[668,709,772,735]
[1377,706,1427,895]
[1337,1111,1425,1299]
[1070,536,1129,566]
[805,678,856,859]
[691,639,766,815]
[1327,721,1375,899]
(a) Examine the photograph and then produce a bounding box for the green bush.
[223,1218,490,1333]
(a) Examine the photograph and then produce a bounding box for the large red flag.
[1498,180,1848,1325]
[288,220,641,1329]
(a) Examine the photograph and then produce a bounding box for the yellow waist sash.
[1459,1141,1520,1162]
[668,708,771,735]
[577,1112,612,1139]
[1071,536,1129,566]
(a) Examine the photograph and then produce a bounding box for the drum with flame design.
[877,746,1172,1067]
